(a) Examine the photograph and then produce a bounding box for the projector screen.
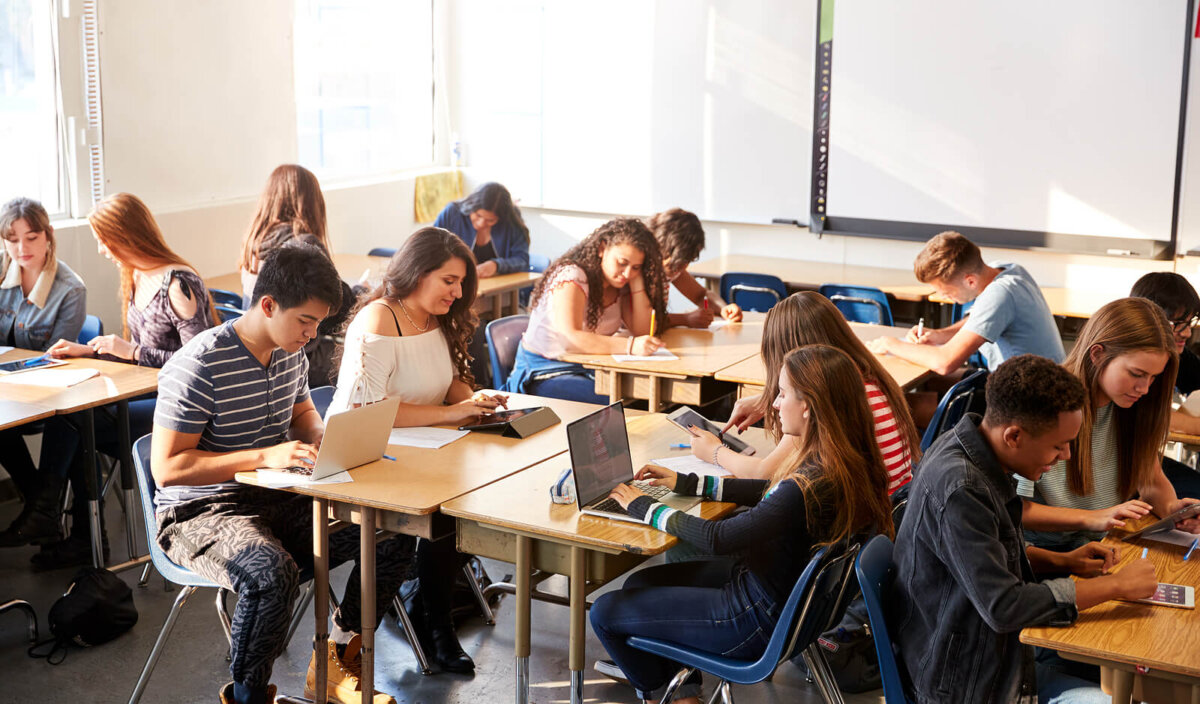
[815,0,1191,258]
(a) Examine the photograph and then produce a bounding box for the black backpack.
[28,567,138,664]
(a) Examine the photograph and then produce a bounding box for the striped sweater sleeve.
[625,480,803,555]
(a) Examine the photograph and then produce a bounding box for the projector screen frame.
[808,0,1196,261]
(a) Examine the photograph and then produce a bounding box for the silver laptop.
[568,402,702,524]
[257,396,401,481]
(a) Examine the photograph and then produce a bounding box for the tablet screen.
[0,356,64,374]
[458,407,540,431]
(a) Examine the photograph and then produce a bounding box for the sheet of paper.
[612,347,679,363]
[1181,390,1200,417]
[388,426,469,449]
[648,454,731,478]
[0,367,99,387]
[1141,529,1200,548]
[0,346,13,355]
[707,320,730,331]
[253,469,354,488]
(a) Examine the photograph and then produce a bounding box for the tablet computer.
[1136,583,1195,609]
[1122,503,1200,541]
[666,406,756,456]
[0,355,67,375]
[458,407,546,431]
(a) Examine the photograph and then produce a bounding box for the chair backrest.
[208,288,244,309]
[131,434,218,588]
[856,536,909,704]
[215,304,244,323]
[78,314,104,344]
[780,542,862,664]
[367,247,396,258]
[920,368,989,452]
[819,284,894,326]
[310,385,335,418]
[720,272,787,312]
[529,253,551,273]
[486,315,530,388]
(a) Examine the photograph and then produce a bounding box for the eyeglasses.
[1169,315,1200,334]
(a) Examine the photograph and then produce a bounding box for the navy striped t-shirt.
[153,321,310,509]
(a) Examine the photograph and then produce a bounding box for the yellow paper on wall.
[414,170,464,223]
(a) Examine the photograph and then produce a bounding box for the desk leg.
[1106,666,1133,704]
[79,409,103,569]
[493,294,503,320]
[516,535,532,704]
[648,376,661,413]
[116,400,138,560]
[568,547,586,704]
[360,506,376,704]
[511,290,520,315]
[313,498,330,704]
[608,371,621,406]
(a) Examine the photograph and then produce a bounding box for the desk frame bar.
[515,535,532,704]
[313,498,330,704]
[116,400,138,561]
[360,506,376,704]
[569,546,586,704]
[79,409,103,568]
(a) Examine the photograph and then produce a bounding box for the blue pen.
[382,454,396,461]
[1186,538,1199,562]
[22,353,50,366]
[1142,547,1149,560]
[669,443,691,450]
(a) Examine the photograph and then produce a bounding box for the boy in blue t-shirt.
[868,231,1065,375]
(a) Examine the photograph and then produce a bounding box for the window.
[294,0,435,182]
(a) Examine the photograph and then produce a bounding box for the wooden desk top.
[688,254,931,302]
[1021,514,1200,678]
[920,286,1112,320]
[0,348,159,414]
[236,393,605,516]
[478,271,541,296]
[0,399,54,431]
[713,323,933,391]
[560,312,767,378]
[1169,431,1200,446]
[442,413,776,555]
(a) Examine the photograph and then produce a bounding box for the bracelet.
[712,445,722,468]
[627,336,635,354]
[629,288,645,295]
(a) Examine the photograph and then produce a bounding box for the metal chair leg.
[705,680,733,704]
[138,562,153,587]
[658,666,696,703]
[392,594,433,674]
[128,586,197,704]
[0,599,39,643]
[464,558,495,626]
[215,588,234,661]
[284,582,315,648]
[802,644,846,704]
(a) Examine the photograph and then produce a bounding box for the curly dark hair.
[983,354,1087,435]
[339,227,480,387]
[530,218,669,330]
[647,208,705,274]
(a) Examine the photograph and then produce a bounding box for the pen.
[703,298,710,312]
[382,454,396,461]
[669,443,691,450]
[1142,547,1149,560]
[1186,538,1199,561]
[23,353,49,366]
[916,318,924,338]
[650,309,657,338]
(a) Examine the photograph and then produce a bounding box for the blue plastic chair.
[528,254,550,272]
[627,544,860,703]
[215,304,243,323]
[368,247,396,258]
[310,385,335,418]
[855,536,911,704]
[208,288,243,310]
[720,272,787,313]
[920,368,988,452]
[949,299,987,369]
[485,315,530,389]
[78,314,104,343]
[819,284,894,327]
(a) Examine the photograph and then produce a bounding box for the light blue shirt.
[963,262,1064,369]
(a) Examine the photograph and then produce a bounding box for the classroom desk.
[688,254,933,303]
[235,392,603,704]
[443,412,777,704]
[0,348,159,569]
[919,286,1113,320]
[1021,514,1200,703]
[0,399,54,432]
[204,254,540,319]
[713,322,934,399]
[559,312,767,412]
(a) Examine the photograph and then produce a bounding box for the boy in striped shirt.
[151,245,406,704]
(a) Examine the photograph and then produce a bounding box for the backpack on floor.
[28,567,138,664]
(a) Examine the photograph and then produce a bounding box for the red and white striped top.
[865,379,913,494]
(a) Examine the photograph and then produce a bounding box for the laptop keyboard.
[589,480,671,514]
[277,465,313,476]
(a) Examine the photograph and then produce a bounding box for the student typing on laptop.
[589,345,894,704]
[151,244,408,704]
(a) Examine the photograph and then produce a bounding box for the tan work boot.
[304,635,396,704]
[218,681,277,703]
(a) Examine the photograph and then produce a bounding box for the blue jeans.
[1036,648,1106,704]
[590,558,777,701]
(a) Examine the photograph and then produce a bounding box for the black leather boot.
[0,475,66,547]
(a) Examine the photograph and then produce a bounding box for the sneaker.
[595,659,630,685]
[217,681,276,704]
[304,634,396,704]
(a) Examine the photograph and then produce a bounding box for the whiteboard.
[453,0,816,224]
[824,0,1189,244]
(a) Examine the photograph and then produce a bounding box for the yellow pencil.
[650,309,657,337]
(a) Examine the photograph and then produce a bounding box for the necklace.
[397,298,431,332]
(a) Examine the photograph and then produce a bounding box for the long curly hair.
[341,227,480,387]
[529,218,668,330]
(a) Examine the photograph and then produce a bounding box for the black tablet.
[0,355,66,375]
[458,407,546,431]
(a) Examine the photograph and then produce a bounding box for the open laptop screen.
[567,402,634,505]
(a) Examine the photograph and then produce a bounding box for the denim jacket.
[889,414,1078,704]
[0,257,87,352]
[434,202,530,275]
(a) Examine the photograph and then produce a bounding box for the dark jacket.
[434,202,530,275]
[889,414,1078,704]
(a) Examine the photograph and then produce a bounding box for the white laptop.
[256,396,401,482]
[569,402,702,524]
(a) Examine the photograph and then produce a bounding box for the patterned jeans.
[156,486,414,688]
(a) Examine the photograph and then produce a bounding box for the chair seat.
[625,635,778,685]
